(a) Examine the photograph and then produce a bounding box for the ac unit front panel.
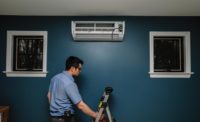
[74,31,123,34]
[75,27,117,32]
[71,21,125,41]
[74,35,122,41]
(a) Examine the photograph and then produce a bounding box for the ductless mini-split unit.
[71,21,125,41]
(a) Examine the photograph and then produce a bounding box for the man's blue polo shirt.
[48,71,82,116]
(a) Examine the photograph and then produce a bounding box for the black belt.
[51,116,75,122]
[51,114,74,118]
[51,116,64,119]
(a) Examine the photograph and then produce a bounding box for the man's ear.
[70,66,76,72]
[68,67,76,75]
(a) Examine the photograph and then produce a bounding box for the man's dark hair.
[65,56,84,70]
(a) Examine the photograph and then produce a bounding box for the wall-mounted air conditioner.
[71,21,125,41]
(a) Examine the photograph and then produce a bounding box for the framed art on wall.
[149,31,194,78]
[3,31,48,77]
[13,35,44,71]
[153,36,184,72]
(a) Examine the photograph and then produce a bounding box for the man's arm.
[47,91,51,104]
[76,100,98,118]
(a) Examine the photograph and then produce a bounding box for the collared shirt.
[48,71,82,116]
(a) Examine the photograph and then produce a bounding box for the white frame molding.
[149,31,194,78]
[3,31,48,77]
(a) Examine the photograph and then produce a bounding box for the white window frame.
[3,31,48,77]
[149,31,194,78]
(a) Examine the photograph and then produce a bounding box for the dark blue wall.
[0,16,200,122]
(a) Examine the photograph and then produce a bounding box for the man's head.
[65,56,84,76]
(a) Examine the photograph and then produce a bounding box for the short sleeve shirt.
[48,71,82,116]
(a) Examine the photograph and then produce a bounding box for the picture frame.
[4,31,48,77]
[149,31,193,78]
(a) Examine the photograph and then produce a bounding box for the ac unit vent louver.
[71,21,125,41]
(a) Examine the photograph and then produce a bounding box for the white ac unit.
[71,21,125,41]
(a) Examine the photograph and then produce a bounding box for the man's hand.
[95,111,104,121]
[100,113,104,120]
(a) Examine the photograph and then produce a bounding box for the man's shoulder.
[51,72,64,81]
[52,72,63,78]
[51,72,73,84]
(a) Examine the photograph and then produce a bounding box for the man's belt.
[51,116,64,119]
[51,110,74,118]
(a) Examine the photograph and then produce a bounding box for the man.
[47,56,100,122]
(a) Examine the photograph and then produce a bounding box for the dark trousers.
[51,117,75,122]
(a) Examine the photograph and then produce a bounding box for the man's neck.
[67,70,73,76]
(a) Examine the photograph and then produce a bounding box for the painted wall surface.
[0,16,200,122]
